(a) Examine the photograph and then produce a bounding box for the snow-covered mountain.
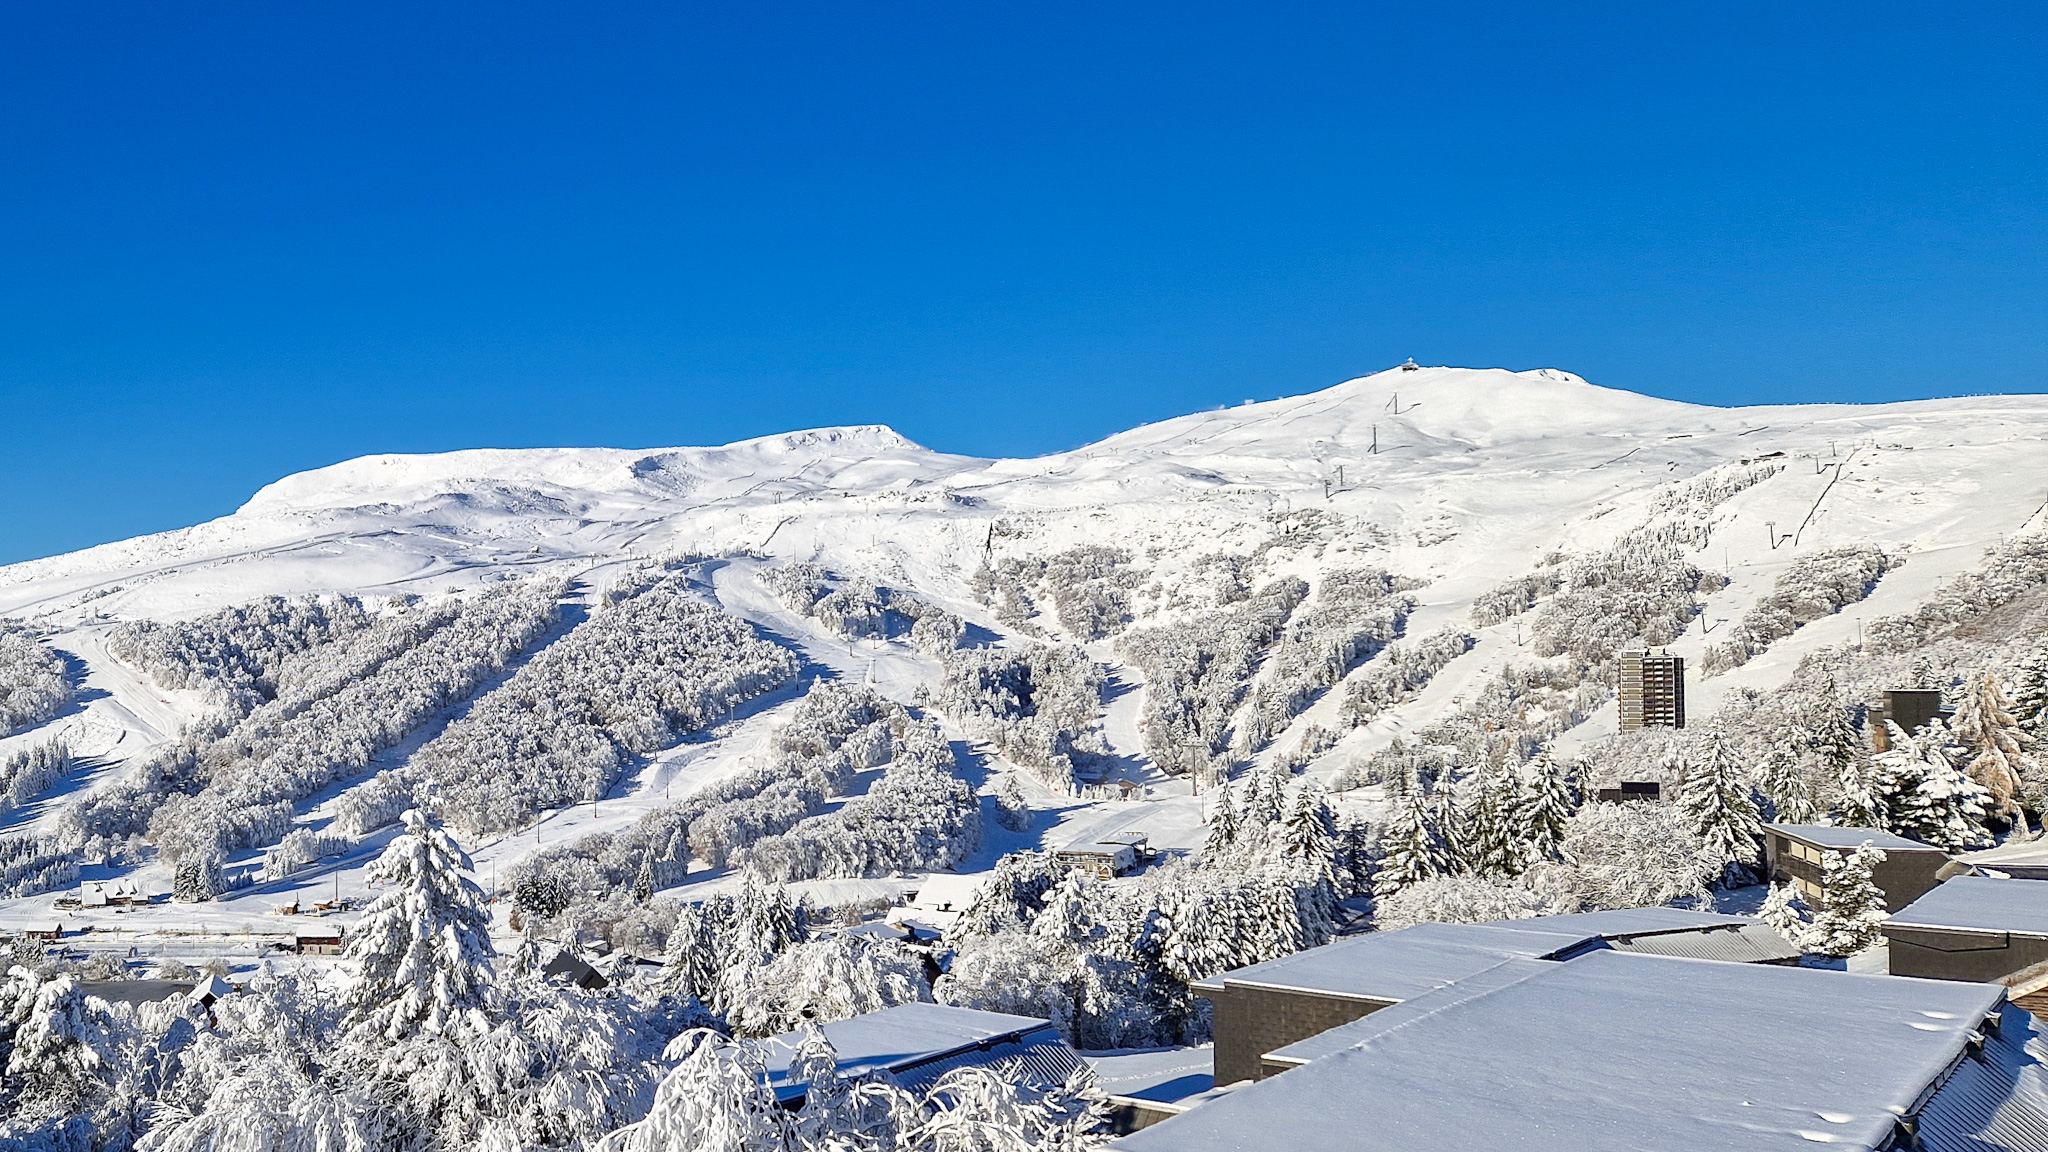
[2,364,2044,934]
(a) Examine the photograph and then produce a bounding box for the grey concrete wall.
[1889,927,2048,983]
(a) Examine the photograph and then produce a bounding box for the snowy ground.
[3,365,2045,954]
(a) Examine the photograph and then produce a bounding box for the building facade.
[1617,650,1684,730]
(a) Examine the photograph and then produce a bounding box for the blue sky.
[1,2,2042,565]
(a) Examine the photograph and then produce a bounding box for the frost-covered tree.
[1803,842,1889,958]
[995,773,1032,833]
[0,620,74,737]
[723,934,932,1037]
[172,857,222,904]
[1758,882,1811,944]
[1202,785,1240,859]
[1373,772,1451,897]
[1277,781,1335,874]
[1808,675,1865,779]
[1373,875,1549,930]
[1528,802,1709,914]
[344,809,495,1043]
[0,967,105,1122]
[1950,671,2035,820]
[1877,720,1993,852]
[1515,754,1578,872]
[1677,737,1764,887]
[1461,765,1522,878]
[1756,744,1818,824]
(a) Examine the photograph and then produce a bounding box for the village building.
[542,948,608,990]
[1617,649,1684,730]
[885,872,987,939]
[1053,832,1150,880]
[755,1003,1082,1106]
[1116,950,2048,1152]
[1870,688,1953,752]
[1888,876,2048,1004]
[1192,908,1799,1087]
[291,928,346,955]
[1763,824,1952,911]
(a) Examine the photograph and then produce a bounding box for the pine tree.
[1757,743,1818,824]
[1516,753,1578,872]
[1908,655,1936,691]
[1758,882,1810,943]
[344,808,495,1043]
[996,772,1032,832]
[1803,842,1889,958]
[1202,784,1241,859]
[2013,648,2048,738]
[1277,781,1335,876]
[1677,736,1764,887]
[1462,765,1521,877]
[172,857,218,903]
[1837,747,1888,830]
[1373,770,1450,897]
[634,859,656,902]
[1809,674,1865,778]
[1950,671,2035,820]
[1879,719,1994,852]
[1034,869,1100,946]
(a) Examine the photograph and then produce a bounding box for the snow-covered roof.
[1190,922,1583,1001]
[1084,1046,1216,1105]
[1959,837,2048,876]
[907,873,985,912]
[758,1003,1066,1101]
[190,974,235,1004]
[1490,906,1757,940]
[1890,876,2048,938]
[1764,824,1945,852]
[1117,952,2013,1152]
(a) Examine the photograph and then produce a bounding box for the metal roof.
[758,1003,1068,1102]
[1891,876,2048,938]
[1598,922,1803,965]
[1116,952,2010,1152]
[1915,1003,2048,1152]
[1764,823,1945,852]
[1491,906,1757,938]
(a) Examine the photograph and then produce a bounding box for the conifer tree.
[996,772,1032,832]
[1373,770,1450,897]
[1277,780,1335,876]
[1950,671,2034,820]
[1878,720,1993,852]
[1758,882,1810,943]
[344,808,495,1043]
[1516,753,1579,872]
[1677,736,1764,887]
[1462,765,1521,877]
[1837,746,1889,830]
[2013,648,2048,738]
[1757,744,1818,824]
[1203,783,1241,859]
[1803,842,1889,958]
[1809,674,1865,778]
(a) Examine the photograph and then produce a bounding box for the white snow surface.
[3,365,2046,939]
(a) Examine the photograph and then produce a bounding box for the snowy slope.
[1,365,2043,934]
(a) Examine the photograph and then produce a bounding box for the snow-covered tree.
[1758,882,1811,944]
[1202,785,1240,859]
[1803,842,1889,958]
[1808,674,1865,778]
[1950,671,2035,820]
[1373,875,1549,930]
[723,934,932,1038]
[344,809,495,1044]
[1276,781,1334,875]
[1528,802,1710,914]
[1373,772,1451,897]
[1,967,105,1121]
[172,857,221,904]
[1677,736,1764,887]
[1460,765,1522,878]
[995,773,1032,833]
[599,1029,788,1152]
[1756,744,1818,824]
[1878,720,1993,852]
[1515,753,1578,872]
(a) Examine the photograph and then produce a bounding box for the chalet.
[1114,951,2048,1152]
[1055,832,1149,880]
[542,949,608,990]
[24,923,63,942]
[292,929,346,955]
[1593,781,1661,804]
[1191,908,1798,1086]
[79,980,192,1007]
[190,974,236,1008]
[1888,876,2048,993]
[1763,823,1951,912]
[756,1003,1082,1106]
[886,873,988,939]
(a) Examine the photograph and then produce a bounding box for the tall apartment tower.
[1619,650,1685,730]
